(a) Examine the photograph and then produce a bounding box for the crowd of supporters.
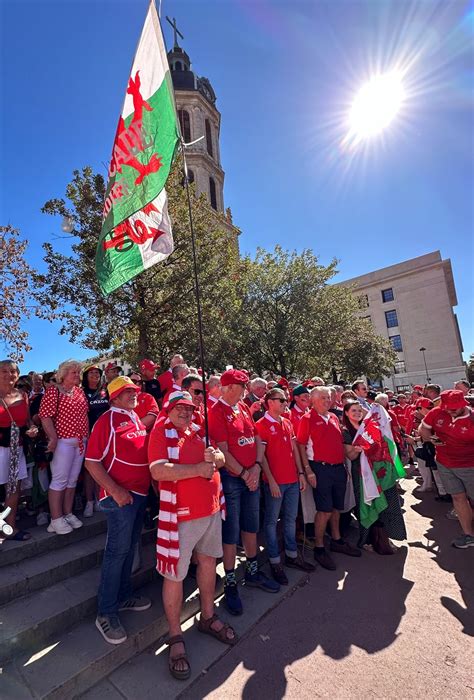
[1,356,473,679]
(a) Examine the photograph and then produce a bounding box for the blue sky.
[1,0,473,372]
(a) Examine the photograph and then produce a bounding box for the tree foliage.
[34,163,240,368]
[467,353,474,385]
[0,225,38,361]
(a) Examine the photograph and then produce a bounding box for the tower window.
[209,177,217,210]
[187,169,195,183]
[178,109,191,143]
[205,119,213,157]
[175,61,182,71]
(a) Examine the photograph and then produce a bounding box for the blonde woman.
[39,360,89,534]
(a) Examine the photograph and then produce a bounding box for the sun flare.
[346,71,406,144]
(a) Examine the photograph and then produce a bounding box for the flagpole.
[181,145,211,446]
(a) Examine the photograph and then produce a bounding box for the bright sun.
[347,71,405,143]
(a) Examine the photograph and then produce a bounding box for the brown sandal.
[197,613,238,645]
[167,634,191,680]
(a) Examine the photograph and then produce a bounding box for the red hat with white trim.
[220,369,249,386]
[108,376,140,401]
[163,390,195,412]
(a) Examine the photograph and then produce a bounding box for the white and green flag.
[96,0,179,295]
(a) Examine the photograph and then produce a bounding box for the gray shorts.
[437,463,474,500]
[161,511,223,582]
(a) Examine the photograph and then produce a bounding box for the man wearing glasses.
[351,380,371,411]
[182,374,205,424]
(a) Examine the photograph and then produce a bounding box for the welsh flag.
[96,1,180,295]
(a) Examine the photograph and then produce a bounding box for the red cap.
[412,385,424,392]
[105,362,122,372]
[440,390,468,411]
[139,359,158,373]
[277,377,289,388]
[220,369,249,387]
[415,398,434,410]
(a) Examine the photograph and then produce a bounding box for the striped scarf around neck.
[156,417,226,577]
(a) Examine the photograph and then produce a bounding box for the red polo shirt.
[422,407,474,468]
[157,369,173,395]
[297,409,344,464]
[256,413,297,484]
[148,420,221,522]
[134,392,159,421]
[86,408,150,500]
[208,398,257,471]
[290,405,307,434]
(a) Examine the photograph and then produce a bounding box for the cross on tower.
[166,16,184,48]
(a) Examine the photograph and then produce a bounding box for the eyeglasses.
[131,379,142,385]
[269,397,287,403]
[191,388,203,395]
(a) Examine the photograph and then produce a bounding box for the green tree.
[35,163,241,368]
[233,246,396,379]
[0,225,39,361]
[466,353,474,385]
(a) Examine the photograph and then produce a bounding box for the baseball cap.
[163,390,195,412]
[82,364,102,376]
[108,376,140,401]
[412,385,424,392]
[440,390,468,411]
[292,384,309,397]
[277,377,289,389]
[105,362,122,372]
[139,359,158,373]
[220,369,249,387]
[415,397,434,410]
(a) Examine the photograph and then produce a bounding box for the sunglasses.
[269,397,287,403]
[191,388,204,395]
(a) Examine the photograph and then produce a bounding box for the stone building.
[167,26,239,246]
[337,251,466,391]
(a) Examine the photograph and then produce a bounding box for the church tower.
[166,18,239,245]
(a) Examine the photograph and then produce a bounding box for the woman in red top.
[0,359,38,539]
[39,360,89,535]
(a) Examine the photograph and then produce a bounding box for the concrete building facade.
[338,251,466,392]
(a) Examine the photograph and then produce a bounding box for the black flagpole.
[182,147,210,446]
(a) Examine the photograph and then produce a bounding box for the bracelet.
[255,461,262,467]
[298,471,304,476]
[239,467,246,477]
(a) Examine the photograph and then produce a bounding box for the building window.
[381,288,394,302]
[389,335,403,351]
[394,360,406,374]
[178,109,191,143]
[357,294,369,309]
[396,384,411,393]
[205,119,213,157]
[385,309,399,328]
[209,177,217,210]
[175,61,182,71]
[187,169,194,183]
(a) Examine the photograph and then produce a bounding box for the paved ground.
[88,476,474,699]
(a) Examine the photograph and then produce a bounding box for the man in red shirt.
[157,354,185,396]
[297,386,360,570]
[208,369,279,616]
[207,375,222,408]
[257,388,314,585]
[85,377,151,646]
[420,390,474,549]
[290,385,310,434]
[149,391,235,679]
[129,371,159,431]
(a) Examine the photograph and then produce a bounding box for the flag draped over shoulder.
[96,1,179,295]
[353,404,406,529]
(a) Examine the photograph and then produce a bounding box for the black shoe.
[329,540,362,557]
[313,549,337,571]
[270,563,289,586]
[284,553,316,572]
[224,583,243,615]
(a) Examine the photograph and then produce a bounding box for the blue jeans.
[263,481,299,563]
[220,469,260,545]
[97,494,146,616]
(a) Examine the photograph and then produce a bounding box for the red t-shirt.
[208,398,257,471]
[392,404,409,431]
[39,386,89,439]
[148,420,221,522]
[422,407,474,468]
[85,408,150,499]
[297,409,344,464]
[157,369,173,395]
[135,392,159,420]
[290,405,307,434]
[256,413,297,484]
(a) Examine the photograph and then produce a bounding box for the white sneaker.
[83,501,94,518]
[36,512,49,526]
[64,513,83,529]
[47,517,73,535]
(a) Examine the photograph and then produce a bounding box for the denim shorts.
[220,469,260,544]
[309,460,347,513]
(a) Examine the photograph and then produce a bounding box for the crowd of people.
[1,355,473,680]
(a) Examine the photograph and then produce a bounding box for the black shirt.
[84,387,109,429]
[143,379,162,403]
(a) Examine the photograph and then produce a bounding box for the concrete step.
[0,513,109,569]
[4,559,246,700]
[0,541,158,664]
[0,528,156,607]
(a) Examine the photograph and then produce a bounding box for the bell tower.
[166,17,239,245]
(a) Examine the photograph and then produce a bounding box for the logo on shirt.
[237,436,255,447]
[436,419,445,427]
[126,429,147,439]
[177,507,190,517]
[270,426,276,434]
[460,426,468,433]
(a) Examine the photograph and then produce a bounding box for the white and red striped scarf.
[156,417,226,577]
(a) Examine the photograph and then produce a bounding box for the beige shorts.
[161,511,223,582]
